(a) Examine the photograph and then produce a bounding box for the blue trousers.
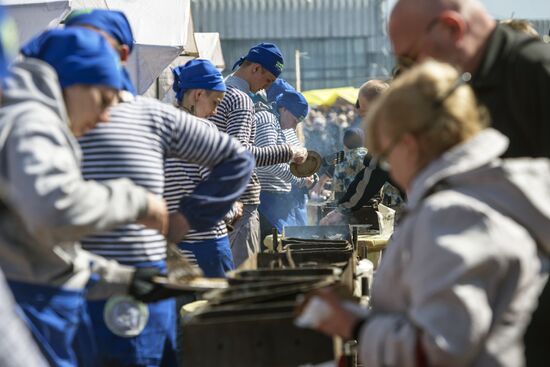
[179,235,234,278]
[259,191,298,233]
[81,261,177,367]
[8,280,89,367]
[290,186,309,226]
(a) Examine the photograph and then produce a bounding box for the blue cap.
[232,42,284,78]
[275,90,309,121]
[20,27,122,90]
[65,9,134,51]
[266,78,294,103]
[0,7,18,79]
[65,9,136,95]
[172,59,226,103]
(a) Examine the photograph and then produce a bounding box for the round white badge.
[103,295,149,337]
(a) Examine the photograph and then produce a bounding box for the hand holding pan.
[291,150,322,177]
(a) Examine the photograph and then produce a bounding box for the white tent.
[156,33,226,103]
[195,32,225,71]
[71,0,198,94]
[6,0,198,95]
[4,0,70,45]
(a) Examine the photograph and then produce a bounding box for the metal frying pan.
[290,150,322,177]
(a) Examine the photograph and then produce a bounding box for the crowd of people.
[0,0,547,366]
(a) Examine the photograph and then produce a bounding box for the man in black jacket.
[389,0,550,158]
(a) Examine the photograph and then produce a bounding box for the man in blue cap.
[266,79,313,226]
[62,9,255,367]
[209,43,309,266]
[65,8,136,94]
[0,7,49,367]
[2,27,172,366]
[256,88,315,235]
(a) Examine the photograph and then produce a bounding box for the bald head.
[357,80,389,118]
[389,0,496,73]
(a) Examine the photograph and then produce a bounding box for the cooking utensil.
[152,276,228,293]
[290,150,321,177]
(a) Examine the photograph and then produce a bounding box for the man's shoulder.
[217,86,252,113]
[255,110,277,124]
[501,27,550,67]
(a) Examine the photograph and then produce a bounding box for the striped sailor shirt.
[255,110,306,192]
[208,75,294,204]
[79,95,250,265]
[164,119,227,243]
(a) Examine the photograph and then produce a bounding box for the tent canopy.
[7,0,197,95]
[194,32,225,71]
[4,0,70,45]
[302,86,359,107]
[71,0,197,94]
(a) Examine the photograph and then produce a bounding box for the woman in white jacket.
[312,60,549,367]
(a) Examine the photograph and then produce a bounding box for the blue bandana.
[0,7,18,79]
[20,27,122,90]
[266,78,294,103]
[65,9,134,51]
[275,90,309,121]
[232,42,284,78]
[172,59,226,103]
[65,9,136,95]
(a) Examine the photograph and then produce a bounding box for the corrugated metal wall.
[531,19,550,37]
[191,0,393,90]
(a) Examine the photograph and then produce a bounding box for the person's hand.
[310,288,360,340]
[128,267,165,303]
[232,201,244,222]
[319,209,345,225]
[291,146,308,164]
[137,193,168,235]
[303,176,316,189]
[166,212,191,244]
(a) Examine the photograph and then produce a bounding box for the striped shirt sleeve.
[255,111,305,187]
[162,108,254,230]
[213,87,293,166]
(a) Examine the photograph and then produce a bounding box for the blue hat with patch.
[266,78,294,103]
[0,7,18,79]
[275,89,309,121]
[65,9,136,94]
[172,59,226,103]
[20,27,122,90]
[232,42,284,78]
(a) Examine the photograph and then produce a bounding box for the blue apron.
[82,261,178,367]
[8,280,90,367]
[179,235,234,278]
[258,191,298,233]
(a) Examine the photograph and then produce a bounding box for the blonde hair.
[366,60,488,166]
[500,19,540,38]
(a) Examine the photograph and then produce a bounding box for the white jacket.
[359,129,549,367]
[0,59,150,298]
